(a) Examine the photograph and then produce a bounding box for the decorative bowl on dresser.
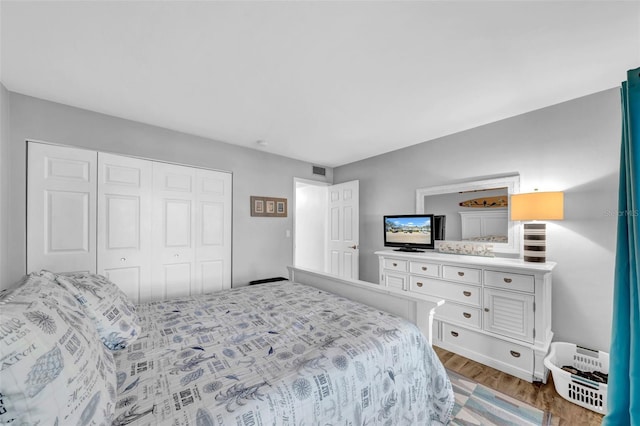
[376,249,556,383]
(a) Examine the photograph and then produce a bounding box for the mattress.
[112,281,454,425]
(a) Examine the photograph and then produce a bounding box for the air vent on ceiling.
[312,166,326,176]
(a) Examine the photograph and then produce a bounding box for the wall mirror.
[416,174,521,255]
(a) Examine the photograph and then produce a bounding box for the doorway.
[293,178,328,272]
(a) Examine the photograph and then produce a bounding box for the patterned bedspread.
[112,281,454,425]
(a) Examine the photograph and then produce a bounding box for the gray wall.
[334,88,621,352]
[0,83,9,286]
[5,92,333,288]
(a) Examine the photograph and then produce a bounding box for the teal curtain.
[604,67,640,425]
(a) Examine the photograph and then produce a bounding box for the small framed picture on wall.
[250,196,287,217]
[266,200,275,213]
[253,198,264,214]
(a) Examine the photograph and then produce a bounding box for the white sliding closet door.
[97,153,152,303]
[27,143,97,273]
[27,142,232,302]
[195,168,232,294]
[150,163,232,300]
[151,162,197,300]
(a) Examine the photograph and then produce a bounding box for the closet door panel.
[103,267,141,303]
[105,195,139,248]
[200,261,224,293]
[27,143,97,273]
[202,202,224,246]
[97,153,152,303]
[165,199,192,247]
[195,169,232,293]
[164,263,193,299]
[47,191,91,251]
[152,162,196,300]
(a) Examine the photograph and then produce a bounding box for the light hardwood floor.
[434,347,604,425]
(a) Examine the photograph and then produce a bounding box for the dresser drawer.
[383,258,408,272]
[410,277,481,307]
[442,265,481,284]
[442,323,533,374]
[409,261,440,277]
[485,270,535,293]
[434,302,481,329]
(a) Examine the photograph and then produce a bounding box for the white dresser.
[376,250,555,383]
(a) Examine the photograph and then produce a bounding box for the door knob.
[349,245,358,250]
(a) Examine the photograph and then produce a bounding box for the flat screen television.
[383,214,435,252]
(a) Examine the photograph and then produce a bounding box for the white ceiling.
[1,1,639,167]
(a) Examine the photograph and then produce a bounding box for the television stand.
[394,248,424,253]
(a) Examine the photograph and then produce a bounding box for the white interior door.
[97,153,152,303]
[27,143,97,274]
[194,168,232,294]
[151,162,197,300]
[326,180,359,279]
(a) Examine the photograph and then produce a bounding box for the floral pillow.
[0,273,116,424]
[54,272,141,350]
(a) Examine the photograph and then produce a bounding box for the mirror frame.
[416,174,521,255]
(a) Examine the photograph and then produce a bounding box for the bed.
[0,270,455,425]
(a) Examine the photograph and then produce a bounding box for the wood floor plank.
[434,347,604,425]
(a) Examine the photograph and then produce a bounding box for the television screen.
[383,214,435,251]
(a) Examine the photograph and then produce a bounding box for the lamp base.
[523,223,546,263]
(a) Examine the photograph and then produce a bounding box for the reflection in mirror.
[416,175,520,255]
[426,188,507,241]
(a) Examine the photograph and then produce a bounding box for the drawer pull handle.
[458,272,465,277]
[416,282,423,288]
[463,291,472,297]
[422,266,428,271]
[504,278,513,283]
[510,350,521,358]
[450,331,459,337]
[392,262,397,267]
[463,312,471,318]
[484,308,490,312]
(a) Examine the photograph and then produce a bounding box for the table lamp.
[510,191,564,262]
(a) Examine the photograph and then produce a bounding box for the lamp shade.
[510,191,564,221]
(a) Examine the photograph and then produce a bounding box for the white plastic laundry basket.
[543,342,608,415]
